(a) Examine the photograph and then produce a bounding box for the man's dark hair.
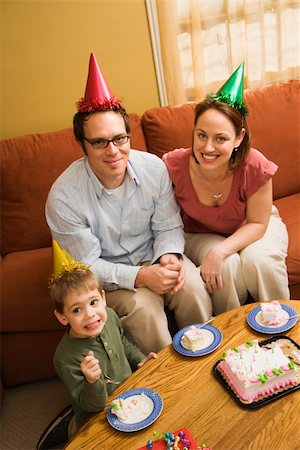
[73,107,131,152]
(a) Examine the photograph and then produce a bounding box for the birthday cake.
[260,301,286,325]
[218,339,299,403]
[181,325,205,351]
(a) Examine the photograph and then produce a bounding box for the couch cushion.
[0,128,83,255]
[129,113,147,151]
[1,331,63,386]
[142,103,195,158]
[0,247,63,332]
[0,114,146,256]
[274,193,300,287]
[244,80,300,200]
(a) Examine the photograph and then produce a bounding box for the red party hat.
[77,53,122,112]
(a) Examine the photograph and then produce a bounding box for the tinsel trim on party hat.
[76,96,122,113]
[48,240,90,287]
[206,63,249,116]
[48,261,91,287]
[206,92,249,116]
[76,52,123,113]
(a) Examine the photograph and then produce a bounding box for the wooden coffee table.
[65,301,300,450]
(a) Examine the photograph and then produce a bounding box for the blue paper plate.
[107,388,163,432]
[173,324,223,357]
[247,303,298,334]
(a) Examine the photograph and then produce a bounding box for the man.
[46,53,212,353]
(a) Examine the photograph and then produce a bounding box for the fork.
[279,314,300,322]
[103,373,121,385]
[198,316,215,328]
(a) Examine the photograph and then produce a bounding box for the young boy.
[37,241,157,449]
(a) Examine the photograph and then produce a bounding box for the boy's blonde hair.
[49,267,101,314]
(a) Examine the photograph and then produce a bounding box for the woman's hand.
[200,247,226,293]
[81,350,102,384]
[200,179,273,295]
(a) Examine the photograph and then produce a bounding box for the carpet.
[0,377,71,450]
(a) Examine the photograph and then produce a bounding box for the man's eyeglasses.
[83,135,130,150]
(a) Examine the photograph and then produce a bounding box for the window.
[146,0,300,105]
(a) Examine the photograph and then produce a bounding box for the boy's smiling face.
[54,288,107,338]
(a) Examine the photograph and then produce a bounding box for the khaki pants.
[106,255,212,354]
[184,205,290,315]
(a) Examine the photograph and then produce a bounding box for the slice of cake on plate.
[218,339,299,403]
[181,325,205,351]
[110,394,153,423]
[260,301,286,325]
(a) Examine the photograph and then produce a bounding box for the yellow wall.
[0,0,160,139]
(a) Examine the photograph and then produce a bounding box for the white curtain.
[147,0,300,105]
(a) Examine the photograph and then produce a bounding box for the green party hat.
[208,63,249,116]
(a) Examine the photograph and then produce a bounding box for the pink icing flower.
[280,364,290,372]
[249,374,260,383]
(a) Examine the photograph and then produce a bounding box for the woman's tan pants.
[184,205,290,316]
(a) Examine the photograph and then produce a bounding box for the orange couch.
[1,80,299,388]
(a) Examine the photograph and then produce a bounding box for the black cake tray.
[213,335,300,409]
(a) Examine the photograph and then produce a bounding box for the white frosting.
[181,325,205,351]
[260,301,286,325]
[111,394,153,424]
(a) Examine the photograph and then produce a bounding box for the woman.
[163,64,289,314]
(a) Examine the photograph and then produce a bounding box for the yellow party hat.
[49,240,89,286]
